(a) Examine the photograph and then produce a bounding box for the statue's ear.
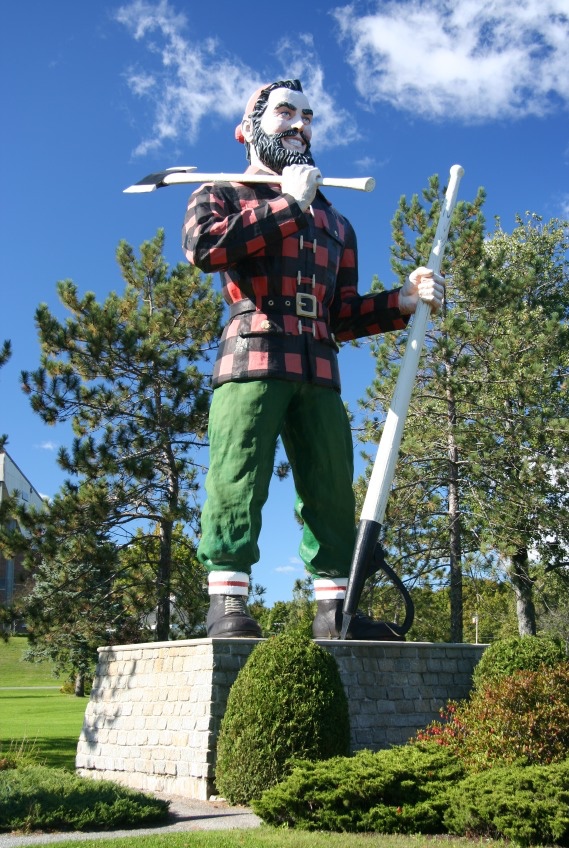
[241,116,254,144]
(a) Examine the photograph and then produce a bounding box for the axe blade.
[123,166,197,194]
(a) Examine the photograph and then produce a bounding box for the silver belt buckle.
[296,292,317,319]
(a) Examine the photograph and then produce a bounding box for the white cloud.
[274,557,304,573]
[127,71,156,97]
[115,0,357,155]
[354,155,388,171]
[36,441,58,451]
[116,0,259,155]
[332,0,569,122]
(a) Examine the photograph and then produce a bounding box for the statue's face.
[259,88,313,155]
[248,87,315,173]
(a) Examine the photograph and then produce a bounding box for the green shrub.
[215,631,350,805]
[444,760,569,846]
[0,766,169,832]
[472,634,565,689]
[252,742,464,833]
[417,662,569,770]
[0,738,42,771]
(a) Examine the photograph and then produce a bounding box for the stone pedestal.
[76,638,485,800]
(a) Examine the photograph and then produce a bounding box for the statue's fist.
[399,266,445,315]
[281,164,322,211]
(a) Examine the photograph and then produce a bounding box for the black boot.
[206,594,262,638]
[312,599,405,641]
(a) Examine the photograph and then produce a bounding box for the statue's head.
[235,79,315,174]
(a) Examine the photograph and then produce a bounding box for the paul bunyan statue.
[182,79,443,640]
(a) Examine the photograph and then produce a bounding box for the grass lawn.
[0,636,87,768]
[0,635,66,686]
[4,833,510,848]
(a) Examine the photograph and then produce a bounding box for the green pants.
[198,380,356,579]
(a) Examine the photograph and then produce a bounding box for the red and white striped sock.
[208,571,249,597]
[313,578,348,601]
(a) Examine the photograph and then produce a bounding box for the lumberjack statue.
[182,79,443,639]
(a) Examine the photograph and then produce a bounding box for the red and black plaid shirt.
[182,167,408,392]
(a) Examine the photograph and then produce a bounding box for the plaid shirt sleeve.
[182,181,307,273]
[329,215,409,342]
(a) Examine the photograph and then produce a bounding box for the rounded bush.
[215,630,350,805]
[472,634,565,690]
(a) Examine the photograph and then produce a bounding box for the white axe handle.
[360,164,465,525]
[160,172,376,193]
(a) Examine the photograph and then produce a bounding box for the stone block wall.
[76,638,485,800]
[326,640,485,749]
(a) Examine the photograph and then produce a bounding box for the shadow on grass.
[33,736,80,770]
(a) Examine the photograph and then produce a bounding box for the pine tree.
[20,230,222,644]
[0,340,10,368]
[461,214,569,634]
[357,174,487,641]
[357,178,568,640]
[0,340,11,450]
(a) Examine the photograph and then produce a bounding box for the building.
[0,450,45,611]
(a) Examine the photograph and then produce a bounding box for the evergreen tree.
[0,340,11,450]
[461,214,569,634]
[357,181,568,640]
[1,340,20,633]
[0,340,11,368]
[254,577,315,637]
[18,490,124,692]
[536,567,569,645]
[357,174,487,641]
[117,523,208,638]
[20,230,222,645]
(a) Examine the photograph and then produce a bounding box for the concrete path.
[0,795,261,846]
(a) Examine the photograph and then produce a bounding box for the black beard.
[252,126,315,174]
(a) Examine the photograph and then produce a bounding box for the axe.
[123,166,375,194]
[340,164,465,640]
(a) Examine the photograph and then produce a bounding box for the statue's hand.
[281,164,322,211]
[399,266,445,315]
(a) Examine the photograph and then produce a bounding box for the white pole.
[359,165,465,526]
[340,165,465,639]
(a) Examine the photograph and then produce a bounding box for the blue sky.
[2,0,568,606]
